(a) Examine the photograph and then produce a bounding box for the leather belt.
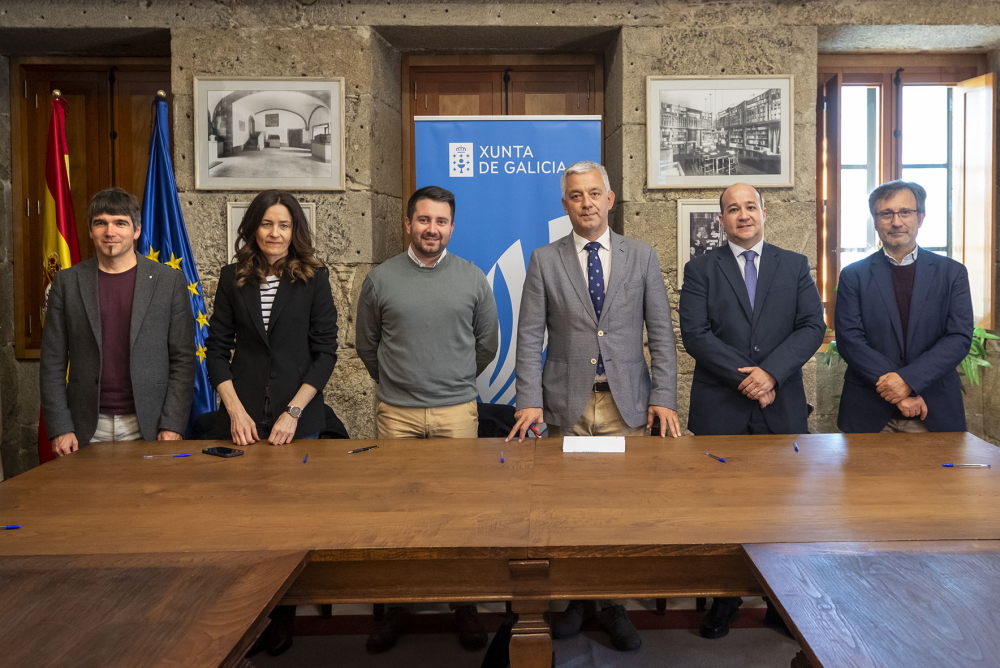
[593,382,611,393]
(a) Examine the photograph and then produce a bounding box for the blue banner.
[415,116,601,405]
[139,97,217,431]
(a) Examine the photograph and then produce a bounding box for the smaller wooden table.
[0,550,308,668]
[744,541,1000,668]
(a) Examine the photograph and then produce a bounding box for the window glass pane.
[840,168,874,251]
[901,167,948,249]
[841,86,875,166]
[902,86,948,165]
[841,249,870,268]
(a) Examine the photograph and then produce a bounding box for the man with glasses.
[835,180,973,433]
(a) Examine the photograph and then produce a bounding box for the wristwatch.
[285,405,303,419]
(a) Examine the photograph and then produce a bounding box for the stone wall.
[2,0,1000,477]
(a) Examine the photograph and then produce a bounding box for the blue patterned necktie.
[584,241,606,375]
[742,249,758,309]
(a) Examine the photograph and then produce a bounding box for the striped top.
[260,275,280,331]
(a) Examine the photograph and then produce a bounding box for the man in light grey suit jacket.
[40,188,195,456]
[507,161,679,652]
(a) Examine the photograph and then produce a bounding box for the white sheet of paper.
[561,436,626,453]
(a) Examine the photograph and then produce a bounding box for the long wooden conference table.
[0,432,998,668]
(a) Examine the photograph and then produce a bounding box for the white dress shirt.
[573,228,612,282]
[884,246,918,266]
[407,245,448,268]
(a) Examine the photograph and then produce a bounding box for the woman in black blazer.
[206,190,338,445]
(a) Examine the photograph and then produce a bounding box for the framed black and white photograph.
[676,199,725,287]
[195,77,345,191]
[226,201,317,261]
[647,76,793,189]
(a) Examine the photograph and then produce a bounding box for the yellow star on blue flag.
[187,281,200,296]
[196,343,207,363]
[165,252,183,270]
[145,246,160,262]
[196,310,209,331]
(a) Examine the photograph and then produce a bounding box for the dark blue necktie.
[742,249,758,309]
[584,241,606,375]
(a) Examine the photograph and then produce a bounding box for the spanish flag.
[38,95,81,465]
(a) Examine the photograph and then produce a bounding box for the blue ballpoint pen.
[142,453,191,458]
[2,525,21,530]
[704,452,726,463]
[942,463,991,468]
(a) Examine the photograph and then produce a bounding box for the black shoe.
[366,606,409,654]
[700,597,742,639]
[264,604,295,656]
[597,604,641,651]
[455,605,488,651]
[763,597,792,636]
[551,600,595,639]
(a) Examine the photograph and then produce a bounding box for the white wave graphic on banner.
[477,215,573,405]
[479,240,525,405]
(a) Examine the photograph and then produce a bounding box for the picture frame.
[647,76,793,189]
[194,77,345,191]
[226,201,317,262]
[676,199,725,288]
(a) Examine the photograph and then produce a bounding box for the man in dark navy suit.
[835,180,973,433]
[679,182,826,638]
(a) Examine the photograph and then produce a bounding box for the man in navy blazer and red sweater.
[835,180,973,433]
[679,183,826,639]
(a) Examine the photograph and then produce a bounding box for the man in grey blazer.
[40,188,195,456]
[508,161,679,652]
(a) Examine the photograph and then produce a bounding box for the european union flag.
[139,95,216,431]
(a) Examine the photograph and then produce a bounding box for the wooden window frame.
[817,53,988,336]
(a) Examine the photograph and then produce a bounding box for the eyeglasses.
[875,209,918,222]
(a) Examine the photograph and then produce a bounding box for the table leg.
[509,599,552,668]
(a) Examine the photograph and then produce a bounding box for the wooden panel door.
[411,71,502,117]
[113,67,173,201]
[509,70,597,115]
[11,60,170,357]
[15,70,111,353]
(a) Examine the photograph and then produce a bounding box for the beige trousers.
[375,400,479,439]
[548,390,646,437]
